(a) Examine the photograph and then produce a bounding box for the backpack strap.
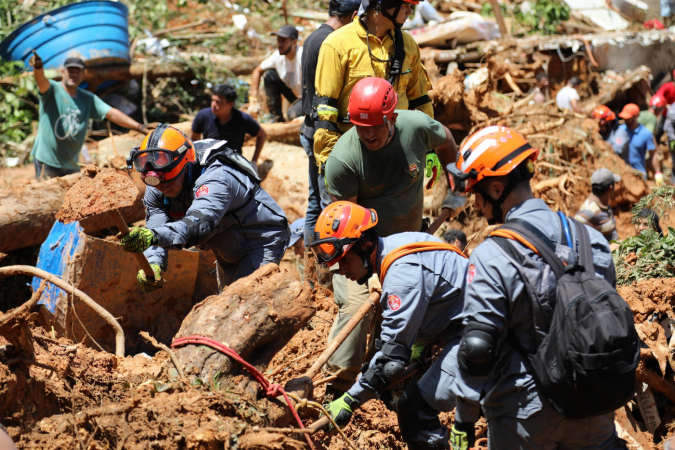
[571,218,595,275]
[380,242,467,282]
[489,236,526,265]
[496,223,566,279]
[489,225,558,355]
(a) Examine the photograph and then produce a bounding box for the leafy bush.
[614,185,675,285]
[482,0,570,35]
[515,0,570,35]
[0,60,39,157]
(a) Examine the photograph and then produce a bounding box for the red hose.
[172,335,316,450]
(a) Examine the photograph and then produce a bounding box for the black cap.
[330,0,361,14]
[271,25,299,39]
[64,57,85,69]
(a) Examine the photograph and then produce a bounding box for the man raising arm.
[31,52,145,179]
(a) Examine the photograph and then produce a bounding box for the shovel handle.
[427,208,451,235]
[304,290,380,380]
[109,210,156,280]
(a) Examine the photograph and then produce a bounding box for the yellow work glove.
[119,227,157,253]
[655,172,664,186]
[450,422,475,450]
[410,340,425,364]
[137,264,164,293]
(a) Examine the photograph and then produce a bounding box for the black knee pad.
[396,382,442,443]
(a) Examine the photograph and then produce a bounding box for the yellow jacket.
[313,17,434,167]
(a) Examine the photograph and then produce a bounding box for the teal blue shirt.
[32,80,111,170]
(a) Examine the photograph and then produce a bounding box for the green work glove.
[450,422,476,450]
[670,140,675,152]
[325,393,360,430]
[425,152,442,189]
[119,227,157,253]
[137,264,164,293]
[410,340,425,364]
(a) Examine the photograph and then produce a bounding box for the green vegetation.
[481,0,570,35]
[0,60,38,158]
[614,185,675,285]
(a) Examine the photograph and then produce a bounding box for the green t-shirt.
[325,110,447,237]
[638,110,657,134]
[32,80,111,170]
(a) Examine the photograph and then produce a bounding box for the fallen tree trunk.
[261,121,302,146]
[0,171,145,253]
[173,264,315,384]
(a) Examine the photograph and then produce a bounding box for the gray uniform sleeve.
[143,187,170,269]
[666,105,675,143]
[452,244,521,423]
[348,260,429,402]
[151,166,236,247]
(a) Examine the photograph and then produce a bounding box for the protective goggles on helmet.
[309,236,360,265]
[447,163,477,194]
[127,141,192,184]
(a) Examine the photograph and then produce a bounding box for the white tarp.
[564,0,629,30]
[409,12,500,48]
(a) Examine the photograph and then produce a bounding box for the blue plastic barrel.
[0,1,130,71]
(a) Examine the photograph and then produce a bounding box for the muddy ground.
[0,46,670,449]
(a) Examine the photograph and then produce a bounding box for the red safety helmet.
[448,126,539,194]
[591,105,616,125]
[348,77,398,127]
[128,124,196,186]
[309,201,378,267]
[651,94,666,109]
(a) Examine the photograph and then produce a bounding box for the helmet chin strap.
[476,178,518,226]
[353,244,376,285]
[381,3,405,28]
[476,163,533,225]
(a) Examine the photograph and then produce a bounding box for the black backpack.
[492,217,640,420]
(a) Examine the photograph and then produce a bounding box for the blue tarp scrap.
[31,221,83,314]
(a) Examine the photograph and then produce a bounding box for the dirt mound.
[618,278,675,324]
[261,173,308,224]
[55,165,139,224]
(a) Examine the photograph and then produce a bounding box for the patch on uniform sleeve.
[387,294,402,311]
[467,264,476,283]
[195,185,210,198]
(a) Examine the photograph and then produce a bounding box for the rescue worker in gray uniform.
[119,124,290,291]
[445,126,626,449]
[308,201,468,450]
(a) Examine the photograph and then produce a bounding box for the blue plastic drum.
[0,1,130,71]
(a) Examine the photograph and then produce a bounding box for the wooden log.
[173,264,316,384]
[260,121,302,146]
[636,360,675,405]
[0,170,145,253]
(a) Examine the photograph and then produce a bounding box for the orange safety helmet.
[591,105,616,125]
[128,124,196,186]
[448,126,539,195]
[348,77,398,127]
[309,201,378,267]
